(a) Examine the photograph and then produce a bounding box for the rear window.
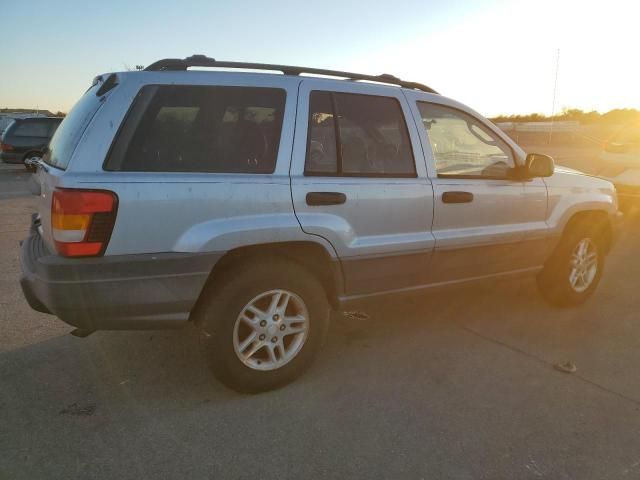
[0,119,15,138]
[44,84,104,170]
[105,85,286,173]
[12,120,51,137]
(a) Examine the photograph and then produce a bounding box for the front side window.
[106,85,286,173]
[417,102,514,178]
[305,91,415,177]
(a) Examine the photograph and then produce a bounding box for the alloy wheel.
[233,289,309,371]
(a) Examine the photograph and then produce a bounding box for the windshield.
[43,83,103,170]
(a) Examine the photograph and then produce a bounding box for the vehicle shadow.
[0,275,543,406]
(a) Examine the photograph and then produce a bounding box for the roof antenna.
[549,48,560,144]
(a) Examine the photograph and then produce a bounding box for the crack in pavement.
[459,323,640,408]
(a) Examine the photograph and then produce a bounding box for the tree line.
[490,108,640,125]
[0,108,65,117]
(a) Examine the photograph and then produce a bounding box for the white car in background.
[598,122,640,211]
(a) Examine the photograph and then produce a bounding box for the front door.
[412,100,548,282]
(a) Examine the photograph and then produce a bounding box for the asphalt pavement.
[2,166,640,479]
[0,163,31,199]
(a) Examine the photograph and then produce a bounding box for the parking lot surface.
[0,164,31,199]
[2,166,640,479]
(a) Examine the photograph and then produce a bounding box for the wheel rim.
[569,238,598,293]
[233,289,310,371]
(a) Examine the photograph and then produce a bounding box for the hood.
[554,164,613,182]
[546,164,615,191]
[554,165,586,176]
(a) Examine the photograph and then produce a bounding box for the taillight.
[51,188,118,257]
[0,142,14,152]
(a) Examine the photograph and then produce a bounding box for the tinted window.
[45,84,104,170]
[0,118,15,136]
[107,86,286,173]
[305,92,338,175]
[12,120,51,137]
[417,102,514,178]
[47,119,62,136]
[305,91,415,177]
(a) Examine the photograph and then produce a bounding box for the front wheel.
[198,259,329,393]
[537,222,605,306]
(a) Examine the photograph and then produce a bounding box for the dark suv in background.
[0,117,62,165]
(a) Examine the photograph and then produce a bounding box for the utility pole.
[549,48,560,144]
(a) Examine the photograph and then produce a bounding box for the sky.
[1,0,638,117]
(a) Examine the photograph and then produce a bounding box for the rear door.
[290,80,435,296]
[405,94,548,282]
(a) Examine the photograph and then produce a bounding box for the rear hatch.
[33,77,111,250]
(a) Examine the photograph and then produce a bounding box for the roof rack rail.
[144,55,438,94]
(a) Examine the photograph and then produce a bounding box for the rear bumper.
[0,151,23,164]
[20,231,222,330]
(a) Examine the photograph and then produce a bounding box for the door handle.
[306,192,347,206]
[442,191,474,204]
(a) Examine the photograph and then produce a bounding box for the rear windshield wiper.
[25,157,49,173]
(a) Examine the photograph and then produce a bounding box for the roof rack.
[144,55,438,94]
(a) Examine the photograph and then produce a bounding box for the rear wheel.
[198,259,329,393]
[537,220,605,306]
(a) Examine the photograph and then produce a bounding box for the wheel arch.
[190,241,344,324]
[562,209,613,253]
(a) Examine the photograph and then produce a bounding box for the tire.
[198,258,330,393]
[537,218,606,307]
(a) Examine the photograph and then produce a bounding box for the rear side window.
[305,91,415,177]
[45,83,104,170]
[12,120,51,137]
[106,86,286,173]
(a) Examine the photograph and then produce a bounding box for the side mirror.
[525,153,554,178]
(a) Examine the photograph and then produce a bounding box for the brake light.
[0,142,14,152]
[51,189,118,257]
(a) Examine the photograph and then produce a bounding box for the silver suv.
[20,55,622,392]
